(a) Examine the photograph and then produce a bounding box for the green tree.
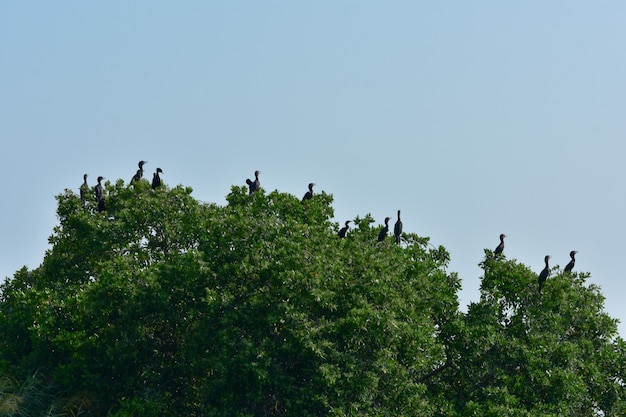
[0,180,460,416]
[428,253,626,416]
[0,178,624,416]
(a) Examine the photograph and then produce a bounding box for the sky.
[1,2,625,334]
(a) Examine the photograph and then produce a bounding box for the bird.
[302,183,315,202]
[563,250,578,273]
[79,174,88,200]
[537,255,551,293]
[338,220,351,238]
[131,160,147,183]
[94,176,104,201]
[95,176,106,212]
[97,196,106,213]
[494,234,506,255]
[378,217,391,242]
[246,170,261,194]
[394,210,403,244]
[151,168,163,189]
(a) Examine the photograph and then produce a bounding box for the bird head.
[139,160,147,168]
[156,168,163,173]
[570,250,578,257]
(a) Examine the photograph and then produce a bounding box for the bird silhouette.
[538,255,551,293]
[378,217,391,242]
[151,168,163,189]
[394,210,403,244]
[494,234,506,255]
[95,176,106,212]
[79,174,88,200]
[338,220,351,238]
[563,250,578,273]
[246,170,261,194]
[131,160,147,183]
[302,183,315,202]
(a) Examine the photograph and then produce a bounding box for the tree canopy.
[0,178,624,416]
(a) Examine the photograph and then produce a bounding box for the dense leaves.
[0,180,624,416]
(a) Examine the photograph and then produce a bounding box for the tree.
[427,253,626,416]
[0,180,460,416]
[0,177,624,416]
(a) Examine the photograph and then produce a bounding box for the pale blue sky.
[2,2,626,333]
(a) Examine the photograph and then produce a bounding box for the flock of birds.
[494,234,578,293]
[78,162,576,294]
[79,160,164,212]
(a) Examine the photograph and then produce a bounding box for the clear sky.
[2,3,625,333]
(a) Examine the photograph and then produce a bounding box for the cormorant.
[494,234,506,255]
[131,160,147,183]
[338,220,351,238]
[394,210,403,244]
[151,168,163,189]
[378,217,391,242]
[97,196,106,212]
[95,176,106,212]
[302,183,315,202]
[79,174,88,200]
[537,255,551,293]
[246,170,260,194]
[563,250,578,273]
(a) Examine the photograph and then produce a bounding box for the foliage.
[427,253,626,416]
[0,179,624,416]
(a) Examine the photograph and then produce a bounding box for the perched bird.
[95,176,106,212]
[79,174,89,200]
[302,183,315,202]
[494,234,506,255]
[97,196,106,212]
[94,176,104,202]
[338,220,351,238]
[378,217,391,242]
[131,160,147,183]
[246,170,261,194]
[563,250,578,273]
[151,168,163,189]
[394,210,403,244]
[537,255,551,293]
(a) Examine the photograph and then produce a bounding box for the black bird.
[151,168,163,189]
[94,176,104,201]
[394,210,403,244]
[79,174,88,200]
[246,170,261,194]
[563,250,578,273]
[95,176,106,212]
[378,217,391,242]
[302,183,315,202]
[97,196,106,213]
[131,160,147,183]
[537,255,551,293]
[338,220,351,238]
[494,234,506,255]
